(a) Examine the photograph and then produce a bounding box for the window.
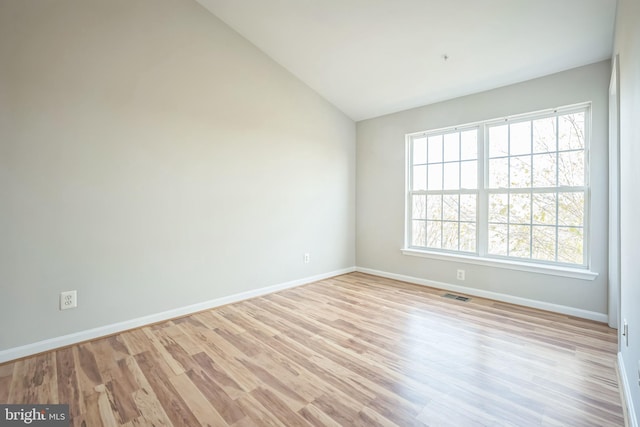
[406,104,589,268]
[410,128,479,253]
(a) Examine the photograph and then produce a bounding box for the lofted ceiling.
[195,0,617,121]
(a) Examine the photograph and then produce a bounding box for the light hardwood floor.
[0,272,625,426]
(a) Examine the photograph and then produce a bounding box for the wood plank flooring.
[0,272,625,426]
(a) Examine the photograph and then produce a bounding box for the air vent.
[443,293,470,302]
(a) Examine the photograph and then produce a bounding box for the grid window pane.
[443,162,460,190]
[413,137,427,164]
[489,158,509,188]
[510,155,532,188]
[489,125,509,158]
[488,194,508,223]
[426,195,442,220]
[428,135,443,163]
[532,153,557,187]
[460,160,477,189]
[510,193,531,224]
[444,133,460,162]
[558,192,584,226]
[509,224,531,258]
[460,195,476,222]
[532,226,556,261]
[412,220,426,247]
[442,195,459,221]
[558,151,584,187]
[488,224,508,255]
[427,221,442,248]
[413,165,427,190]
[510,121,531,155]
[442,222,459,250]
[558,227,584,264]
[460,222,476,252]
[412,195,426,220]
[559,113,585,151]
[461,130,477,160]
[533,117,556,153]
[532,193,556,225]
[427,164,443,190]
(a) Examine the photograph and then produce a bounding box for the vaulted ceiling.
[195,0,617,121]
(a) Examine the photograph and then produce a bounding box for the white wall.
[613,0,640,422]
[356,61,610,317]
[0,0,355,352]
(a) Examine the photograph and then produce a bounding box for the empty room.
[1,0,638,426]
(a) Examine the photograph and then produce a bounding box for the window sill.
[400,248,598,280]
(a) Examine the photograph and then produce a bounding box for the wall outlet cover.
[60,290,77,310]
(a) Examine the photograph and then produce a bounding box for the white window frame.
[403,103,597,280]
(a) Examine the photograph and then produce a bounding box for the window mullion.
[506,123,511,257]
[478,125,488,256]
[529,120,534,260]
[407,137,413,248]
[457,133,462,251]
[555,116,560,262]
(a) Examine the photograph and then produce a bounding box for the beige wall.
[0,0,356,351]
[356,61,610,316]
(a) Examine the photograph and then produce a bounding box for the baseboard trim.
[619,352,639,427]
[0,267,356,364]
[355,267,608,323]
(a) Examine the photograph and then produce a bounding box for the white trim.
[608,54,621,329]
[618,352,638,427]
[401,248,598,280]
[356,266,607,322]
[0,267,356,364]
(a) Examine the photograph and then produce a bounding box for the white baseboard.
[355,267,608,323]
[0,265,609,364]
[0,267,356,364]
[619,352,639,427]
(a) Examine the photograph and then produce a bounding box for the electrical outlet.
[60,290,77,310]
[304,253,310,264]
[456,269,465,281]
